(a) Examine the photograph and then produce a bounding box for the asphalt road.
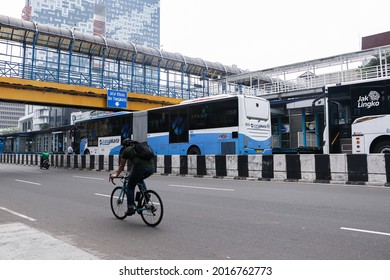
[0,164,389,260]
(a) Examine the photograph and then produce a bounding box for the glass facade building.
[18,0,161,134]
[24,0,160,48]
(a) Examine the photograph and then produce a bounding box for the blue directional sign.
[107,89,127,109]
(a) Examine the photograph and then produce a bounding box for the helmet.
[122,138,136,147]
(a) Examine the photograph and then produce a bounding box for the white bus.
[352,115,390,153]
[323,77,390,154]
[74,94,272,155]
[147,94,272,155]
[74,112,132,155]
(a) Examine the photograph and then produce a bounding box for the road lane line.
[0,207,37,222]
[95,193,127,201]
[73,176,105,180]
[15,179,41,186]
[24,170,42,174]
[168,184,235,192]
[94,193,111,198]
[341,227,390,237]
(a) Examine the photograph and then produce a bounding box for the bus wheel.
[373,140,390,153]
[84,149,90,155]
[187,146,201,155]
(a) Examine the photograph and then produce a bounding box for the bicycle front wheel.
[140,190,163,227]
[110,186,127,220]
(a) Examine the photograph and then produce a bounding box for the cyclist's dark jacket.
[121,146,154,169]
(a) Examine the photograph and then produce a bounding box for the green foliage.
[362,55,390,68]
[39,123,50,130]
[0,127,22,135]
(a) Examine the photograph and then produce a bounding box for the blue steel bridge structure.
[0,15,244,110]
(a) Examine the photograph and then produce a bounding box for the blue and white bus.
[146,94,271,155]
[74,112,132,155]
[74,94,272,155]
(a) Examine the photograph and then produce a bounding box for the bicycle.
[109,175,163,227]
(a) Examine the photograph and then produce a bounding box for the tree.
[362,54,390,68]
[0,127,21,135]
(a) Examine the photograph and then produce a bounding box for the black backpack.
[133,141,155,160]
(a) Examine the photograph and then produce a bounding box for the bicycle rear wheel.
[110,186,127,220]
[140,190,163,227]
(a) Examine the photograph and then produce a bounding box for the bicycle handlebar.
[109,175,125,185]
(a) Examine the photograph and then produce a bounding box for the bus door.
[70,127,80,154]
[327,86,352,153]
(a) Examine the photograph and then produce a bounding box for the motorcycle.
[40,158,50,169]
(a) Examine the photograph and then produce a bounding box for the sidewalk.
[0,222,98,260]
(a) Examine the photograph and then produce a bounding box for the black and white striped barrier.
[0,154,114,171]
[1,153,389,186]
[157,154,390,186]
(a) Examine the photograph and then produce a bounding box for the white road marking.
[341,227,390,237]
[24,170,42,174]
[169,184,235,192]
[95,193,127,201]
[15,179,41,186]
[0,207,37,222]
[73,176,104,180]
[94,193,111,198]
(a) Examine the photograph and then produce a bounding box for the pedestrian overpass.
[1,14,390,111]
[0,15,243,111]
[0,76,181,110]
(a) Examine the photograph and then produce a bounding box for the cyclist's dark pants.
[126,167,154,209]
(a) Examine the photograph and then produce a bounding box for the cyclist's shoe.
[125,208,136,216]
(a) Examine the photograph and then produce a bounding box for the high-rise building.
[23,0,160,48]
[0,102,25,131]
[18,0,160,133]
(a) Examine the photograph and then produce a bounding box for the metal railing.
[210,63,390,97]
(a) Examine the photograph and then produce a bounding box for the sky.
[2,0,390,71]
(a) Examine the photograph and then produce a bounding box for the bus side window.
[148,109,169,133]
[169,107,188,143]
[216,101,238,127]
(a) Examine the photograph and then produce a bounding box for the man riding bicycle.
[110,138,155,216]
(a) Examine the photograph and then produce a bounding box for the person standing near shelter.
[67,144,74,155]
